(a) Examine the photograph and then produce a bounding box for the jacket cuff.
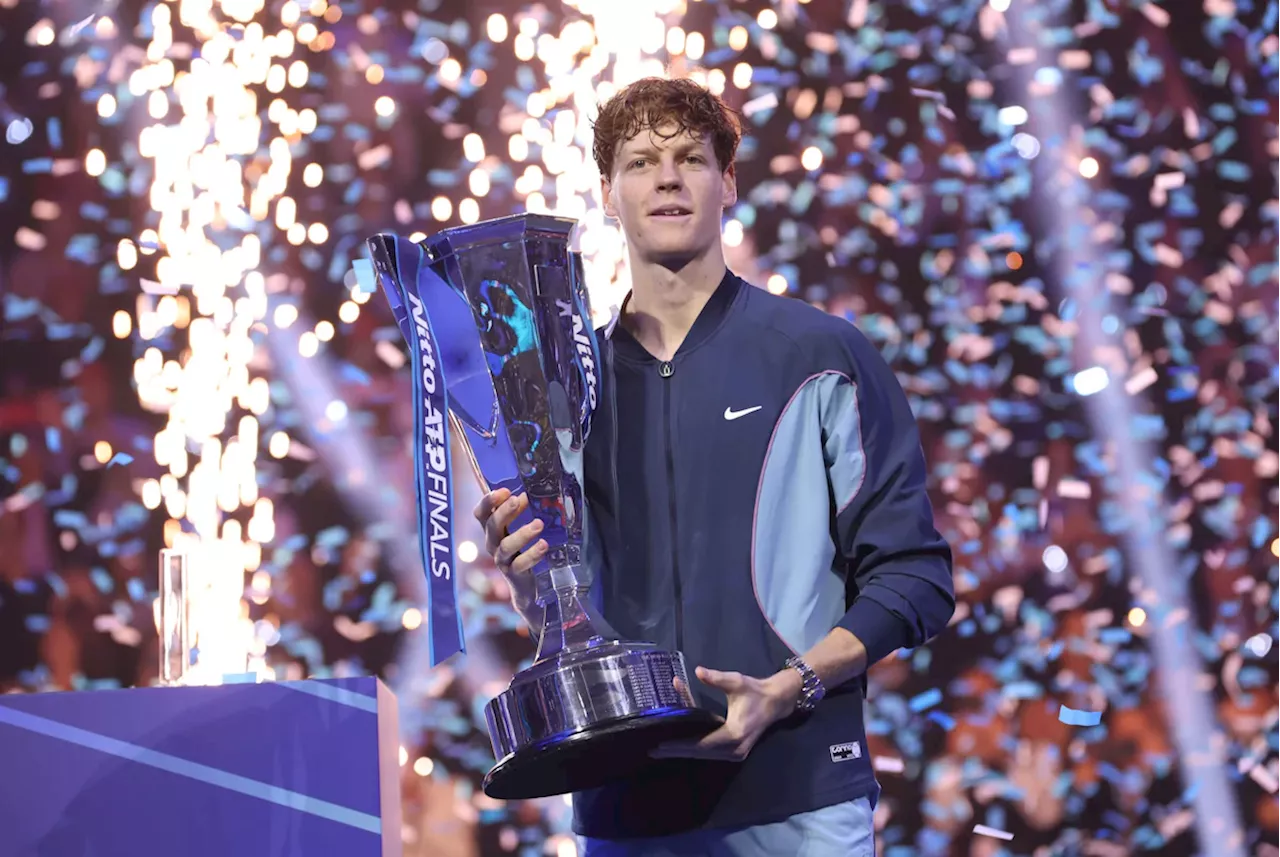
[838,596,912,668]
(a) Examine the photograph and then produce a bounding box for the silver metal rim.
[484,642,699,762]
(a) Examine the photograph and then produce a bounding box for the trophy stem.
[532,564,612,662]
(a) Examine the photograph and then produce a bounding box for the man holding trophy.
[371,76,954,856]
[475,77,955,854]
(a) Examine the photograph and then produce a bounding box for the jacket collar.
[606,268,742,361]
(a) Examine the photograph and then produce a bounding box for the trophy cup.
[367,213,717,800]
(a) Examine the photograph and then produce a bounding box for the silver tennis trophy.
[367,213,717,800]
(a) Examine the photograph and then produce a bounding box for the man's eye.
[630,159,648,169]
[686,155,705,164]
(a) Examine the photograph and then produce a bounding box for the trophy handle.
[568,251,600,439]
[530,261,600,448]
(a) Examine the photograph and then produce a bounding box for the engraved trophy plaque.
[368,213,717,800]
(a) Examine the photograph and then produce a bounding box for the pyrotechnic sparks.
[126,0,337,682]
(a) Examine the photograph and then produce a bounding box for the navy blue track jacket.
[573,269,955,839]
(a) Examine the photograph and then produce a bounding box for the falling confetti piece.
[351,258,377,294]
[60,14,98,44]
[909,687,943,713]
[742,91,779,116]
[139,278,179,296]
[873,756,905,773]
[1058,705,1104,727]
[973,825,1015,841]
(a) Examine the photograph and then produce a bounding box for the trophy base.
[482,640,720,799]
[482,707,719,799]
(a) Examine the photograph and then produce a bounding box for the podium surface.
[0,677,402,857]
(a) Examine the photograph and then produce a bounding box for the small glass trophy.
[158,548,191,685]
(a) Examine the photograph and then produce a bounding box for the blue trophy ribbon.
[368,236,465,664]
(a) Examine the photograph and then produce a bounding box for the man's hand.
[649,666,802,762]
[473,488,547,624]
[474,488,547,574]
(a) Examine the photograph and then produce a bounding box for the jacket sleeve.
[822,326,955,669]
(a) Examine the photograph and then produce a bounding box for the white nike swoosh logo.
[724,405,763,421]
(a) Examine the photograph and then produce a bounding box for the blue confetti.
[1058,705,1103,727]
[351,258,376,293]
[909,687,943,713]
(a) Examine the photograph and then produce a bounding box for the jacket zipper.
[659,360,683,651]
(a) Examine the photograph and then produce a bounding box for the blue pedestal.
[0,677,402,857]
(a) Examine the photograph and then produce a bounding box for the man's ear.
[721,164,738,208]
[601,178,617,219]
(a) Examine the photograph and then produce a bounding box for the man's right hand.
[473,488,548,614]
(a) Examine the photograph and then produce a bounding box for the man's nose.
[656,159,683,190]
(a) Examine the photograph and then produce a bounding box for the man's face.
[601,124,737,267]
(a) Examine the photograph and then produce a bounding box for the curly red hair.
[592,77,742,180]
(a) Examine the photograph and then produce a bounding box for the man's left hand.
[650,666,801,762]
